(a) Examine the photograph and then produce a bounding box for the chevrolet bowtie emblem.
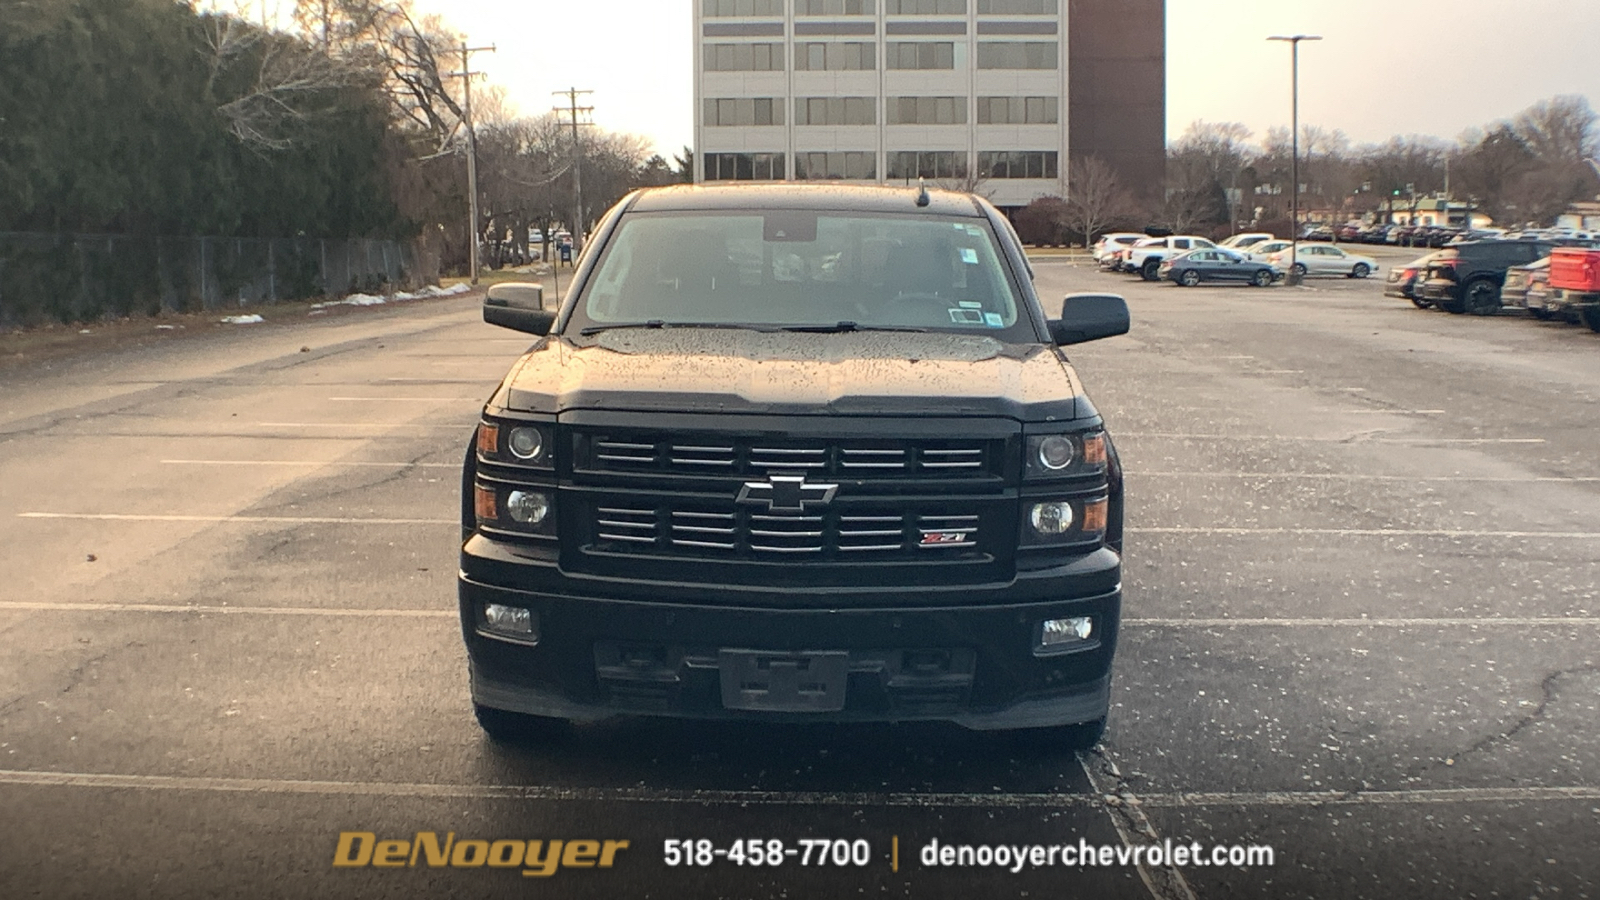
[735,474,838,512]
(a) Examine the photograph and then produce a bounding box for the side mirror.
[483,282,555,335]
[1049,293,1129,345]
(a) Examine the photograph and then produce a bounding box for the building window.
[704,152,787,181]
[702,0,784,15]
[975,96,1058,124]
[794,42,876,70]
[978,150,1058,179]
[886,96,967,125]
[795,0,875,14]
[975,0,1057,13]
[795,97,877,126]
[704,98,784,127]
[795,151,878,180]
[887,42,956,70]
[703,43,785,72]
[885,0,966,13]
[975,41,1057,69]
[887,151,969,180]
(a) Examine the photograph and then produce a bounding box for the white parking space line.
[3,770,1594,811]
[1344,409,1447,415]
[0,602,452,617]
[1117,433,1546,444]
[326,397,483,402]
[161,459,457,468]
[0,769,1098,809]
[1141,786,1600,809]
[1134,472,1600,483]
[9,602,1594,630]
[257,422,467,429]
[1129,526,1600,538]
[17,513,454,525]
[1126,617,1600,628]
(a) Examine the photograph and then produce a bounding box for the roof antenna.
[915,177,931,207]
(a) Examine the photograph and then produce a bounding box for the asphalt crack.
[1078,746,1199,900]
[1410,662,1600,777]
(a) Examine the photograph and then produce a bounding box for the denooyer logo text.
[333,831,630,877]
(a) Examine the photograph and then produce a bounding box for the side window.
[1173,239,1190,250]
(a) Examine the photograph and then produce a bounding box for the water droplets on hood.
[591,328,1006,363]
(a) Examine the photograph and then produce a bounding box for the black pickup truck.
[460,184,1129,749]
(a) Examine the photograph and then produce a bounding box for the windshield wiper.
[781,321,929,334]
[579,321,773,336]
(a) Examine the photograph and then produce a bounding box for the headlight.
[474,482,557,538]
[1021,496,1108,546]
[507,427,544,461]
[1036,435,1076,470]
[1029,501,1074,534]
[1025,431,1107,479]
[506,490,550,525]
[478,419,553,469]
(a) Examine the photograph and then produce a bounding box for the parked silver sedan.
[1266,244,1379,279]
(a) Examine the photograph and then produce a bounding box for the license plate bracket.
[718,650,849,712]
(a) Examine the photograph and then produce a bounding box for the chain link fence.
[0,233,431,329]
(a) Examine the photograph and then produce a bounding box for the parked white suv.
[1094,232,1147,269]
[1120,236,1218,280]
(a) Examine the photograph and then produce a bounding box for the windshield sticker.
[959,247,979,265]
[958,301,982,309]
[984,312,1004,328]
[948,308,985,325]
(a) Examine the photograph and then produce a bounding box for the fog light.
[506,490,550,525]
[483,603,535,637]
[1036,435,1076,470]
[1029,501,1074,536]
[507,426,544,461]
[1040,616,1094,650]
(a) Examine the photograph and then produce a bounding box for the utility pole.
[1268,34,1321,286]
[553,88,594,254]
[446,40,496,285]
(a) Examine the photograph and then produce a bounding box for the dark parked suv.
[1417,239,1557,314]
[461,184,1130,749]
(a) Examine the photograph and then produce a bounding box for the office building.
[693,0,1164,211]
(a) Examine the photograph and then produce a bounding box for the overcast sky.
[398,0,1600,157]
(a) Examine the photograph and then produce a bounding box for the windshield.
[570,211,1031,336]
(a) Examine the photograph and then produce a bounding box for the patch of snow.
[220,314,265,325]
[155,325,178,330]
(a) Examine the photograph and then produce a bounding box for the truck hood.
[494,329,1084,420]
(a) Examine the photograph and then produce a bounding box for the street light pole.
[1268,34,1320,286]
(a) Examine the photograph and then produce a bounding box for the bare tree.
[196,12,360,153]
[1513,95,1598,164]
[1061,155,1138,245]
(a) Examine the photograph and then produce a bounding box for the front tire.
[1251,269,1273,287]
[1581,306,1600,333]
[1141,259,1161,281]
[1352,263,1371,278]
[1463,279,1501,316]
[1179,270,1201,287]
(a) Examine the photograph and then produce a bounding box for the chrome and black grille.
[586,499,992,561]
[580,433,995,479]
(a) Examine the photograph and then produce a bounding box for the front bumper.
[459,543,1120,730]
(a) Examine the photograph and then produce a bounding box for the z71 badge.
[919,531,971,545]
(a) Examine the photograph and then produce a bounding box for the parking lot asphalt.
[2,255,1598,899]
